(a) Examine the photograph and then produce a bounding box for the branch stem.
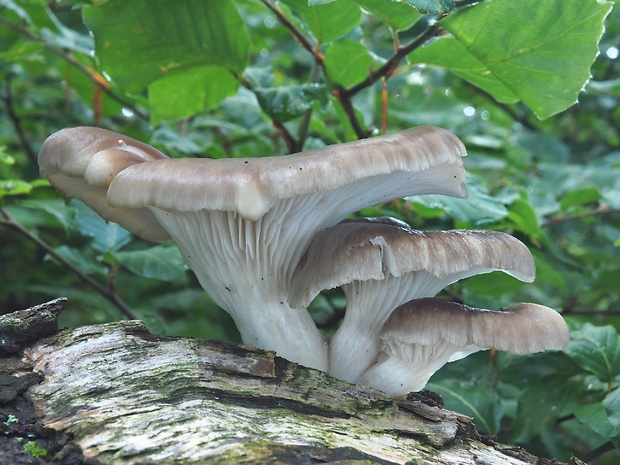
[0,208,138,320]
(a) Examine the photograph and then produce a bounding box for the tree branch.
[0,208,138,320]
[0,16,148,122]
[541,206,620,227]
[260,0,324,65]
[342,24,441,99]
[2,74,38,165]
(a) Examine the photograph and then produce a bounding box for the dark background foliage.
[1,0,619,462]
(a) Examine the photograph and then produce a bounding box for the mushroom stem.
[149,208,329,370]
[329,272,442,382]
[357,341,462,397]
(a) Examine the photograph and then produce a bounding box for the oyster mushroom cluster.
[38,126,570,397]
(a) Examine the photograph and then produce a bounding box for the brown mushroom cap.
[38,127,170,242]
[290,219,536,309]
[381,298,570,354]
[357,298,570,397]
[105,126,467,221]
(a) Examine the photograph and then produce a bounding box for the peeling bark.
[1,299,569,465]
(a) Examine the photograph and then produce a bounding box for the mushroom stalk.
[330,272,443,382]
[149,208,329,370]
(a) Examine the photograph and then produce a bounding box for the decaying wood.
[1,299,568,465]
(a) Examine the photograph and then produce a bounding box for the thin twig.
[581,441,615,463]
[297,64,323,149]
[272,120,297,153]
[342,25,441,99]
[0,207,138,320]
[2,74,38,165]
[0,16,148,122]
[260,0,324,64]
[541,206,620,227]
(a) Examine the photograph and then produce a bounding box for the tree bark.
[1,299,570,465]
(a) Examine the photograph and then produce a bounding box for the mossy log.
[0,299,569,465]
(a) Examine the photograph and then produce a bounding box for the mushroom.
[38,127,170,242]
[38,126,467,370]
[289,218,536,381]
[356,297,570,397]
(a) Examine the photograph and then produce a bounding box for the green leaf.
[148,66,238,125]
[574,401,615,441]
[411,174,508,226]
[505,196,542,243]
[0,147,14,165]
[83,0,249,93]
[0,179,33,199]
[409,0,613,118]
[603,387,620,441]
[279,0,362,43]
[559,187,602,212]
[14,198,76,232]
[565,324,620,384]
[428,380,503,434]
[354,0,421,31]
[115,244,187,283]
[324,40,375,87]
[513,375,585,442]
[47,245,107,277]
[402,0,454,15]
[460,271,528,297]
[255,84,327,122]
[73,200,132,253]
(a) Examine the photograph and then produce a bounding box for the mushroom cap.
[105,126,467,221]
[381,298,570,355]
[357,298,570,396]
[289,218,536,309]
[38,127,171,242]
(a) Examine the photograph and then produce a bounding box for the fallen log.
[0,299,569,465]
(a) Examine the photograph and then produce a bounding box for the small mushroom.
[38,126,467,370]
[357,298,570,397]
[290,218,536,381]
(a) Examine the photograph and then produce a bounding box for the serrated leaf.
[115,244,187,283]
[410,0,613,118]
[402,0,454,15]
[255,84,327,122]
[565,324,620,384]
[354,0,421,31]
[324,40,374,87]
[428,380,503,434]
[279,0,362,43]
[83,0,249,93]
